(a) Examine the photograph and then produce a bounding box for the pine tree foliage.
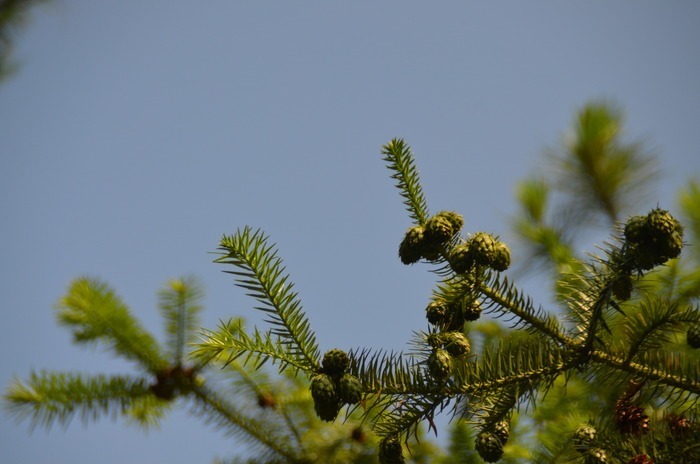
[56,277,168,372]
[5,101,700,463]
[550,101,657,224]
[381,138,430,226]
[4,371,162,430]
[195,102,699,462]
[7,277,440,462]
[209,227,321,375]
[159,275,204,366]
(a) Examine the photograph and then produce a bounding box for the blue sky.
[1,1,699,463]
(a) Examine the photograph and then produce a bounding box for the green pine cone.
[425,215,455,245]
[475,431,504,463]
[310,374,340,422]
[338,374,363,405]
[611,274,633,301]
[573,424,597,450]
[427,349,452,380]
[426,299,449,326]
[322,349,350,377]
[468,232,497,266]
[421,242,443,262]
[442,331,471,357]
[625,210,684,271]
[687,323,700,349]
[586,448,608,464]
[624,215,649,244]
[647,208,677,237]
[492,420,510,444]
[659,230,684,260]
[426,333,443,349]
[462,298,483,322]
[314,397,340,422]
[491,241,512,272]
[398,226,425,265]
[378,435,405,464]
[311,374,336,402]
[449,244,473,274]
[436,211,464,235]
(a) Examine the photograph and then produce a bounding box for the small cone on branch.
[468,232,498,266]
[573,424,597,451]
[615,401,650,435]
[378,435,405,464]
[322,349,350,378]
[442,331,471,357]
[426,299,449,326]
[587,448,609,464]
[475,431,504,463]
[491,241,512,272]
[310,374,340,422]
[338,373,363,405]
[427,349,452,381]
[449,244,473,274]
[424,215,456,246]
[398,225,426,265]
[462,298,483,322]
[667,414,692,439]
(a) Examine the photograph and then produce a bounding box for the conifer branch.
[475,275,573,347]
[453,337,568,398]
[552,101,658,223]
[190,384,298,462]
[621,297,699,363]
[55,277,168,372]
[382,138,430,225]
[158,276,204,365]
[3,371,158,430]
[214,227,321,373]
[194,319,313,374]
[590,350,700,395]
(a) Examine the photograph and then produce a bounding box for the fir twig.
[158,276,204,365]
[382,138,430,225]
[214,228,321,373]
[55,277,167,372]
[194,319,313,374]
[190,384,298,462]
[3,371,159,430]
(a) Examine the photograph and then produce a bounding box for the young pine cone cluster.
[623,208,684,272]
[571,425,610,464]
[310,349,363,422]
[399,211,512,272]
[398,211,464,264]
[425,331,471,381]
[449,232,511,273]
[609,208,684,304]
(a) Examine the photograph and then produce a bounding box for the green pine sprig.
[3,371,162,430]
[214,227,321,374]
[194,318,313,374]
[55,277,168,372]
[382,138,431,225]
[158,275,204,366]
